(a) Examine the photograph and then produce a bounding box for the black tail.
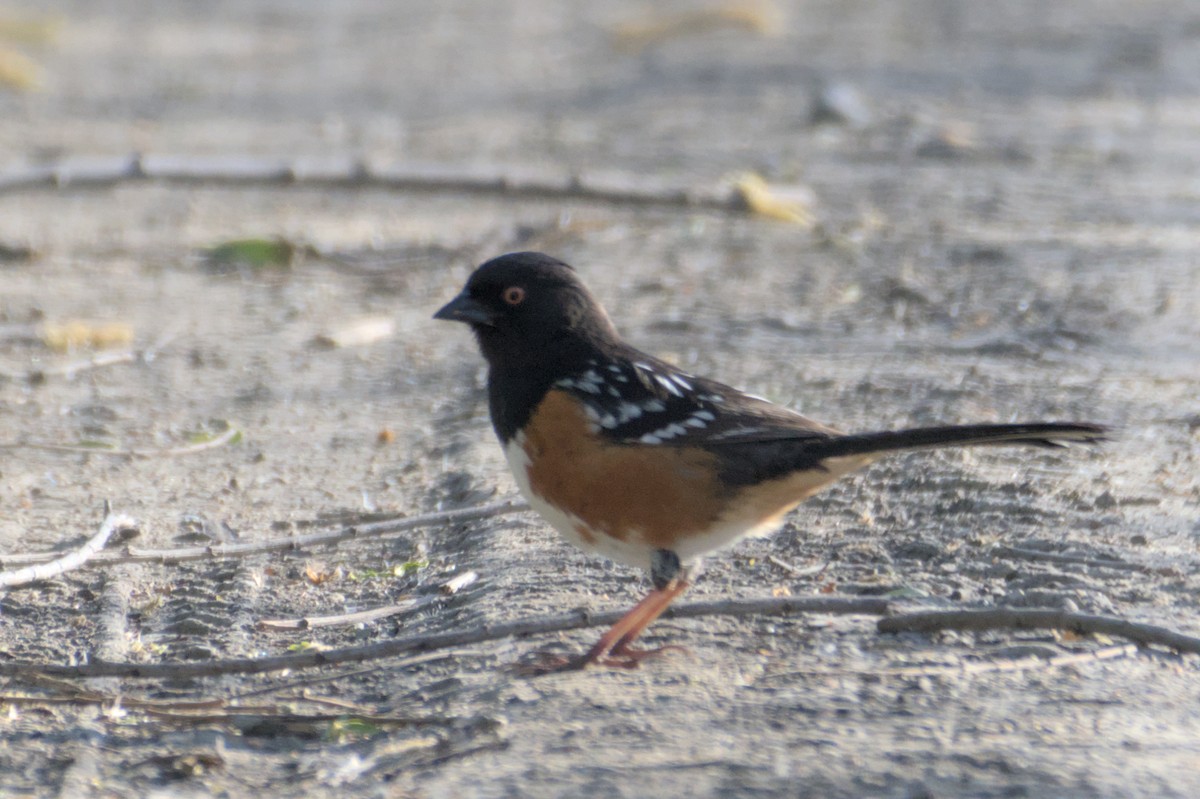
[805,422,1109,461]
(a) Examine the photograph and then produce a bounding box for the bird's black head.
[434,252,618,369]
[435,252,622,442]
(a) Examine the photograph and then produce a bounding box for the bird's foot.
[596,642,689,670]
[512,642,688,676]
[510,650,584,676]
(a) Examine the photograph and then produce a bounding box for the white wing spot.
[639,433,662,445]
[579,403,602,433]
[617,402,643,422]
[710,426,765,440]
[654,374,683,397]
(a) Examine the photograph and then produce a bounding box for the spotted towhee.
[435,252,1107,672]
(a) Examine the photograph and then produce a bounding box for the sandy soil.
[1,1,1198,797]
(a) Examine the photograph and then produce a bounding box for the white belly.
[504,436,653,570]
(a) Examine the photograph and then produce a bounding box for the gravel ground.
[1,2,1198,797]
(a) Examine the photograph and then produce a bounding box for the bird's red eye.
[503,286,526,306]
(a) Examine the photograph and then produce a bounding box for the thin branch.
[440,570,479,594]
[142,708,453,728]
[29,350,136,379]
[1,324,181,383]
[992,545,1182,576]
[767,555,828,577]
[764,643,1137,680]
[0,595,890,680]
[256,573,477,628]
[1,687,449,727]
[229,650,477,701]
[257,598,425,630]
[0,154,741,211]
[11,650,468,711]
[669,595,888,620]
[0,499,529,568]
[878,608,1200,655]
[146,425,242,457]
[0,692,227,711]
[286,692,376,714]
[0,511,136,588]
[0,423,240,459]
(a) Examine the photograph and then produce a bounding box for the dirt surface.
[1,1,1199,797]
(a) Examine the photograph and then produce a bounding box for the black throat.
[476,326,610,444]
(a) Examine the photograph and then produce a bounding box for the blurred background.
[4,0,1196,366]
[2,2,1199,797]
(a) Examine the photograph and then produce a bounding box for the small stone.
[811,81,872,127]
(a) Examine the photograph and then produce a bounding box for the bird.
[434,251,1107,673]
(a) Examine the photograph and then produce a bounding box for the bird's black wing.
[551,352,839,449]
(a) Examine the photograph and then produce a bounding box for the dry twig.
[767,554,827,577]
[763,643,1137,681]
[0,687,450,727]
[0,154,743,211]
[142,708,451,729]
[0,509,135,588]
[257,598,427,630]
[0,499,528,568]
[230,650,474,701]
[993,545,1180,576]
[0,692,226,711]
[3,423,240,459]
[0,595,889,680]
[879,608,1200,655]
[28,349,136,379]
[0,325,181,383]
[441,570,479,594]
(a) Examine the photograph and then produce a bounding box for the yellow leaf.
[734,174,814,226]
[0,48,39,91]
[612,1,782,52]
[41,321,135,352]
[0,13,62,44]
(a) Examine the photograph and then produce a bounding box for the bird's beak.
[433,291,496,326]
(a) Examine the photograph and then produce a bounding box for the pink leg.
[519,580,690,675]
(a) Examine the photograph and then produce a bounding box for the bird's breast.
[503,390,726,558]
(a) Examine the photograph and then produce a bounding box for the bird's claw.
[513,643,688,676]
